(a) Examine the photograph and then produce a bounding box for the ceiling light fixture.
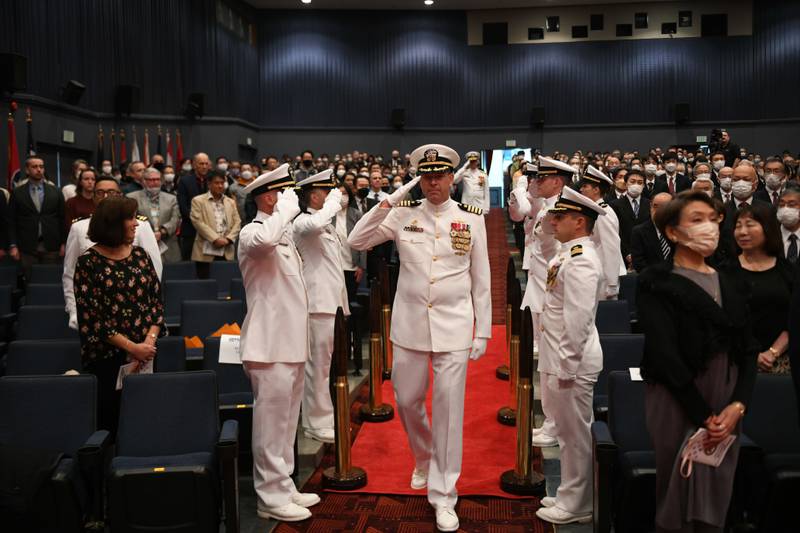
[424,0,434,5]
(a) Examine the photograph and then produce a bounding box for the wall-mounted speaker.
[186,93,205,119]
[391,108,406,130]
[115,85,140,116]
[61,80,85,105]
[0,53,27,93]
[675,103,690,124]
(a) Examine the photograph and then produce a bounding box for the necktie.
[668,177,675,195]
[659,232,671,260]
[361,199,367,213]
[773,192,780,207]
[32,185,41,212]
[739,201,749,210]
[632,199,639,217]
[788,234,798,264]
[647,182,653,194]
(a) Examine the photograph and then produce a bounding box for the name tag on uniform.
[219,334,242,365]
[403,220,424,233]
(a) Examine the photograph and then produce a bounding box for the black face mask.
[381,185,391,193]
[356,187,369,199]
[153,162,164,171]
[303,159,313,167]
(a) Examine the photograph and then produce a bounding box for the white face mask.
[336,169,346,178]
[695,173,711,181]
[675,221,719,257]
[731,180,753,200]
[182,164,192,172]
[340,194,349,209]
[645,164,657,173]
[631,164,642,171]
[102,165,112,175]
[163,173,175,183]
[240,170,253,180]
[655,170,666,177]
[713,160,725,170]
[765,173,783,191]
[719,177,732,192]
[223,180,229,190]
[627,183,643,198]
[392,181,402,189]
[217,163,229,172]
[777,207,800,227]
[665,163,677,173]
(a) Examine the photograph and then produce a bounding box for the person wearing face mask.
[690,175,715,198]
[161,165,177,194]
[637,190,757,533]
[353,176,371,214]
[710,152,727,181]
[100,159,114,178]
[229,163,257,222]
[335,165,347,183]
[127,167,181,262]
[380,176,391,194]
[777,187,800,265]
[716,166,735,204]
[725,203,793,375]
[612,170,650,269]
[178,157,193,176]
[293,150,317,183]
[215,156,229,176]
[754,157,789,207]
[657,152,691,195]
[717,164,775,265]
[642,162,667,198]
[454,151,490,215]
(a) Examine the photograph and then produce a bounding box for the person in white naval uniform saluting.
[579,165,625,299]
[453,151,490,214]
[507,156,572,448]
[348,144,492,532]
[237,163,320,522]
[63,175,162,330]
[293,169,350,444]
[535,186,605,526]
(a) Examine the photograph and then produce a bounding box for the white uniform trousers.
[532,311,557,438]
[392,345,469,509]
[302,313,335,432]
[244,361,304,509]
[540,372,597,514]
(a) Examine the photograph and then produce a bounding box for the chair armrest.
[738,433,761,452]
[592,421,617,533]
[77,430,111,527]
[217,419,240,533]
[0,312,15,342]
[592,421,617,450]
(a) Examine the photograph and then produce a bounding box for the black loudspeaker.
[186,93,205,119]
[391,108,406,130]
[675,103,690,124]
[0,53,27,92]
[61,80,85,105]
[115,85,140,116]
[530,106,545,128]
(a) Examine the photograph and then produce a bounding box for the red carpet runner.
[344,324,531,498]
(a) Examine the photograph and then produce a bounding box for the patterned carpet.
[487,210,511,325]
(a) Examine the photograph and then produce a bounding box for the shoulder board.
[570,244,583,257]
[599,201,608,208]
[72,215,91,224]
[458,202,483,215]
[136,214,149,222]
[398,200,421,207]
[251,220,263,225]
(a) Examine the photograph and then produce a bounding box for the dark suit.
[643,179,668,199]
[753,188,781,207]
[788,267,800,428]
[630,220,671,273]
[0,191,8,251]
[176,173,208,260]
[612,194,651,264]
[8,180,65,255]
[365,196,392,281]
[656,173,691,195]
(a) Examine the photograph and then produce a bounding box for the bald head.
[650,192,672,217]
[193,152,211,177]
[719,166,734,180]
[732,164,757,182]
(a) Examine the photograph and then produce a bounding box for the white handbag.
[679,428,737,478]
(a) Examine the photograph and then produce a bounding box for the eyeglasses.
[94,189,122,198]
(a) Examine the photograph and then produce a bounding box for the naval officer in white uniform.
[348,144,491,532]
[535,186,605,526]
[63,175,162,330]
[293,169,350,444]
[453,150,489,214]
[238,163,320,522]
[507,156,572,448]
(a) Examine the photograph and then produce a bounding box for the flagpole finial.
[9,101,18,112]
[25,107,32,121]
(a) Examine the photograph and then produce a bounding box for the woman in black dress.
[636,191,758,532]
[74,196,164,436]
[726,203,793,374]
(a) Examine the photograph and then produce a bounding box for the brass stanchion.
[497,278,521,426]
[497,257,516,380]
[323,308,368,489]
[359,281,394,422]
[501,307,546,495]
[379,261,393,380]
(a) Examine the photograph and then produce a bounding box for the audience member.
[613,169,650,269]
[229,162,255,221]
[778,187,800,264]
[62,158,88,201]
[637,190,757,533]
[127,168,181,263]
[120,161,145,194]
[754,157,789,207]
[64,167,97,231]
[177,152,212,260]
[189,170,241,279]
[630,192,673,272]
[73,196,163,436]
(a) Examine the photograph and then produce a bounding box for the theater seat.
[163,279,218,329]
[29,264,63,284]
[108,371,239,533]
[0,375,109,532]
[162,261,197,281]
[6,339,82,375]
[180,300,245,339]
[618,273,638,321]
[595,300,631,334]
[592,371,655,533]
[202,337,253,409]
[154,336,187,373]
[17,305,77,340]
[229,278,245,309]
[209,261,241,298]
[594,334,645,419]
[25,283,66,306]
[0,285,15,344]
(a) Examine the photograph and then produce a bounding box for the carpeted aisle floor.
[486,210,511,325]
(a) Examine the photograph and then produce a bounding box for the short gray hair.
[144,167,162,180]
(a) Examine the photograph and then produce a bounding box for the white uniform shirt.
[454,166,490,213]
[348,198,492,352]
[293,203,350,316]
[63,216,162,329]
[538,236,603,380]
[591,201,624,297]
[238,208,309,364]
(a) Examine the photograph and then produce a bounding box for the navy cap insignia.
[424,149,439,162]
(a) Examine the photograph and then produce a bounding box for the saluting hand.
[325,188,343,211]
[384,176,422,208]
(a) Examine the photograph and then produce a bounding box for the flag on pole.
[130,126,140,163]
[56,151,61,188]
[6,103,21,190]
[119,129,127,164]
[156,125,162,156]
[25,107,36,156]
[143,128,150,166]
[176,128,184,164]
[110,128,117,167]
[166,129,174,166]
[96,125,105,168]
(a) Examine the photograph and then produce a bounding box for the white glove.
[469,337,488,361]
[276,188,300,218]
[527,178,539,198]
[386,176,421,207]
[324,187,343,211]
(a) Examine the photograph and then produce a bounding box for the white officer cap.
[466,151,480,161]
[244,163,295,196]
[525,162,539,175]
[549,186,607,220]
[296,168,336,189]
[537,155,577,178]
[409,144,460,175]
[582,165,614,187]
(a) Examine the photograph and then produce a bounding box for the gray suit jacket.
[127,190,181,261]
[334,204,366,269]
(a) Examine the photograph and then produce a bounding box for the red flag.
[6,103,21,190]
[110,128,117,167]
[166,129,174,166]
[176,129,184,164]
[143,128,150,166]
[119,129,127,163]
